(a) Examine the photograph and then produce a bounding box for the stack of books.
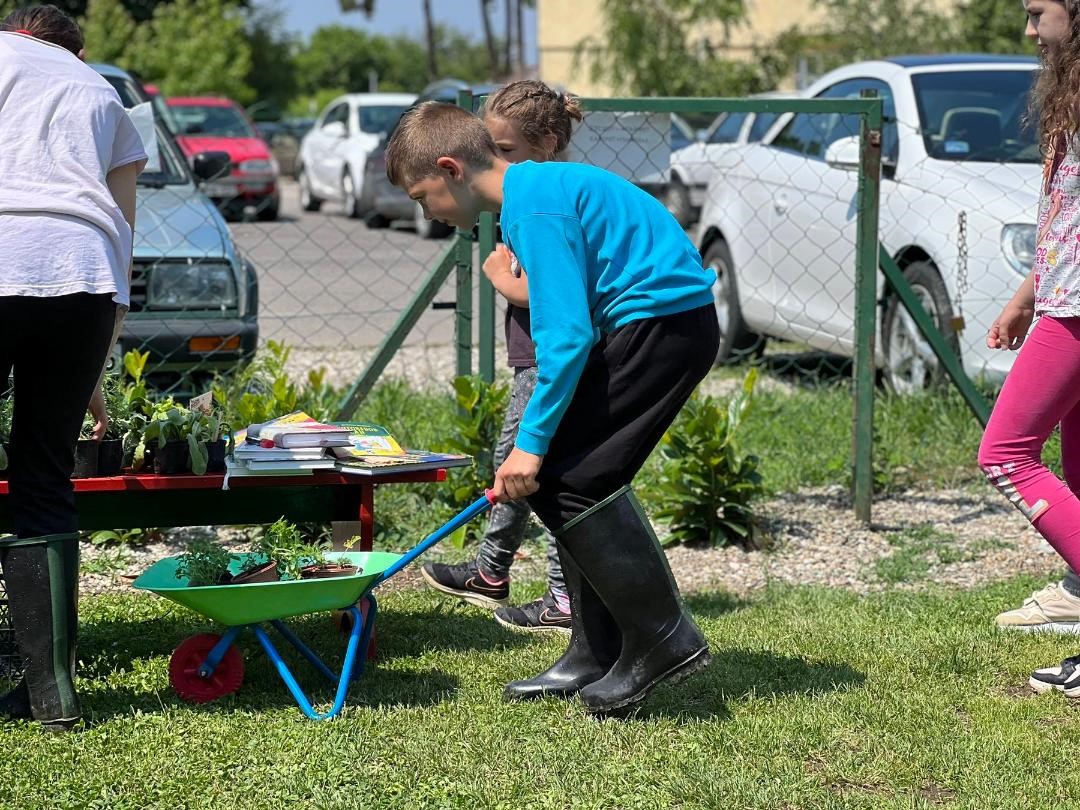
[223,411,471,486]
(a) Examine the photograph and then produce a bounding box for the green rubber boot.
[0,533,81,731]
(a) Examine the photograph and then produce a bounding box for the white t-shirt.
[0,33,147,306]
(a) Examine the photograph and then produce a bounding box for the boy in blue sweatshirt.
[385,102,719,715]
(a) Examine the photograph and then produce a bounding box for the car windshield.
[358,105,410,135]
[911,70,1040,164]
[139,122,192,187]
[171,104,256,138]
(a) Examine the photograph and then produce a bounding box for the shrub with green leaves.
[0,393,11,471]
[441,376,509,543]
[256,517,328,580]
[651,370,764,548]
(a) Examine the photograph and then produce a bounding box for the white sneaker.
[996,582,1080,633]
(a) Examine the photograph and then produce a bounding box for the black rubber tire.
[664,177,693,228]
[703,239,764,366]
[298,166,322,212]
[881,260,960,393]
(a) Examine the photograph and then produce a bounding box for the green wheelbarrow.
[133,491,496,720]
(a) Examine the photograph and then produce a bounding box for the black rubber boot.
[0,534,81,731]
[502,541,619,702]
[562,487,710,715]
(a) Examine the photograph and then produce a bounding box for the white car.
[664,93,792,227]
[698,55,1040,391]
[297,92,416,218]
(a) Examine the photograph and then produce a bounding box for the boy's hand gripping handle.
[375,491,497,584]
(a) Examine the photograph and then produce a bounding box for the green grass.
[6,579,1080,808]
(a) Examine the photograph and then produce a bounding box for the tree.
[955,0,1036,55]
[81,0,136,66]
[578,0,780,97]
[127,0,254,103]
[244,2,297,111]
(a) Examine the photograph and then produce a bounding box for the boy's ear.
[436,156,465,181]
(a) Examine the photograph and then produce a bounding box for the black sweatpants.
[527,303,719,531]
[0,293,116,538]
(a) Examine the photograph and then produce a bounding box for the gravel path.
[80,485,1061,600]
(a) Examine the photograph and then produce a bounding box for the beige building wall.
[537,0,827,96]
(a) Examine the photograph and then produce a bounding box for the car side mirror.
[323,121,347,139]
[825,135,861,171]
[192,150,231,182]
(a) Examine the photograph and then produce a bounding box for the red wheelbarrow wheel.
[169,633,244,704]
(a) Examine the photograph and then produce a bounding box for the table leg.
[358,483,374,553]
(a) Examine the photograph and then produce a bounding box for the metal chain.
[952,210,969,332]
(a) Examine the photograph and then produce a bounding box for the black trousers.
[527,303,720,531]
[0,293,116,538]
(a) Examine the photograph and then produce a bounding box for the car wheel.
[414,201,453,239]
[298,167,322,212]
[664,177,693,228]
[256,197,279,222]
[704,239,764,366]
[882,260,960,393]
[342,169,363,219]
[365,211,390,229]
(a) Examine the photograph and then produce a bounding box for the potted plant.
[141,401,192,474]
[173,537,280,587]
[190,407,233,474]
[256,518,357,580]
[174,538,235,587]
[74,416,99,479]
[97,373,129,476]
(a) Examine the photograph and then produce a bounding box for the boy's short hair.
[385,101,498,187]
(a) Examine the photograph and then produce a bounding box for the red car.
[167,96,280,221]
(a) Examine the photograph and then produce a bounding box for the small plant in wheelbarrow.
[174,538,236,586]
[256,518,359,580]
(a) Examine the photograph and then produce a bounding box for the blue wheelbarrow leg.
[270,596,378,684]
[253,603,369,721]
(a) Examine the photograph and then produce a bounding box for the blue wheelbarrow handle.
[375,490,498,585]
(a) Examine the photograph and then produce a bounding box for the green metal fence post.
[477,212,497,383]
[852,93,884,524]
[455,89,475,380]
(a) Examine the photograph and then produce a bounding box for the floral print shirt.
[1035,137,1080,317]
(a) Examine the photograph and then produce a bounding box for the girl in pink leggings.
[980,0,1080,696]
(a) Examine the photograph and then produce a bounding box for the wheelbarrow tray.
[133,551,399,625]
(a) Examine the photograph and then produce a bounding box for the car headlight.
[1001,224,1036,276]
[147,261,237,310]
[238,159,275,174]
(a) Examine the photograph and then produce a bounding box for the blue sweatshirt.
[501,161,716,456]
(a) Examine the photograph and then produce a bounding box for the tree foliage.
[577,0,783,97]
[126,0,254,103]
[81,0,136,65]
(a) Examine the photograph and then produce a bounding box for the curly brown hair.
[482,80,583,158]
[1033,0,1080,153]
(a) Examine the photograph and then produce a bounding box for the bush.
[651,370,764,548]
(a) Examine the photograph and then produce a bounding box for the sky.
[260,0,538,64]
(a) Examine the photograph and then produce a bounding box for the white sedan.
[698,55,1040,391]
[297,92,416,218]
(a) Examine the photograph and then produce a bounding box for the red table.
[0,469,448,551]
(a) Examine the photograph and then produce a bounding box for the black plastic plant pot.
[205,439,228,474]
[153,440,190,475]
[300,563,359,580]
[72,440,99,479]
[230,561,281,585]
[97,439,124,477]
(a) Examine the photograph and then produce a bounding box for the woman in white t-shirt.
[0,5,147,732]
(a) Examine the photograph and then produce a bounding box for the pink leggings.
[978,316,1080,572]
